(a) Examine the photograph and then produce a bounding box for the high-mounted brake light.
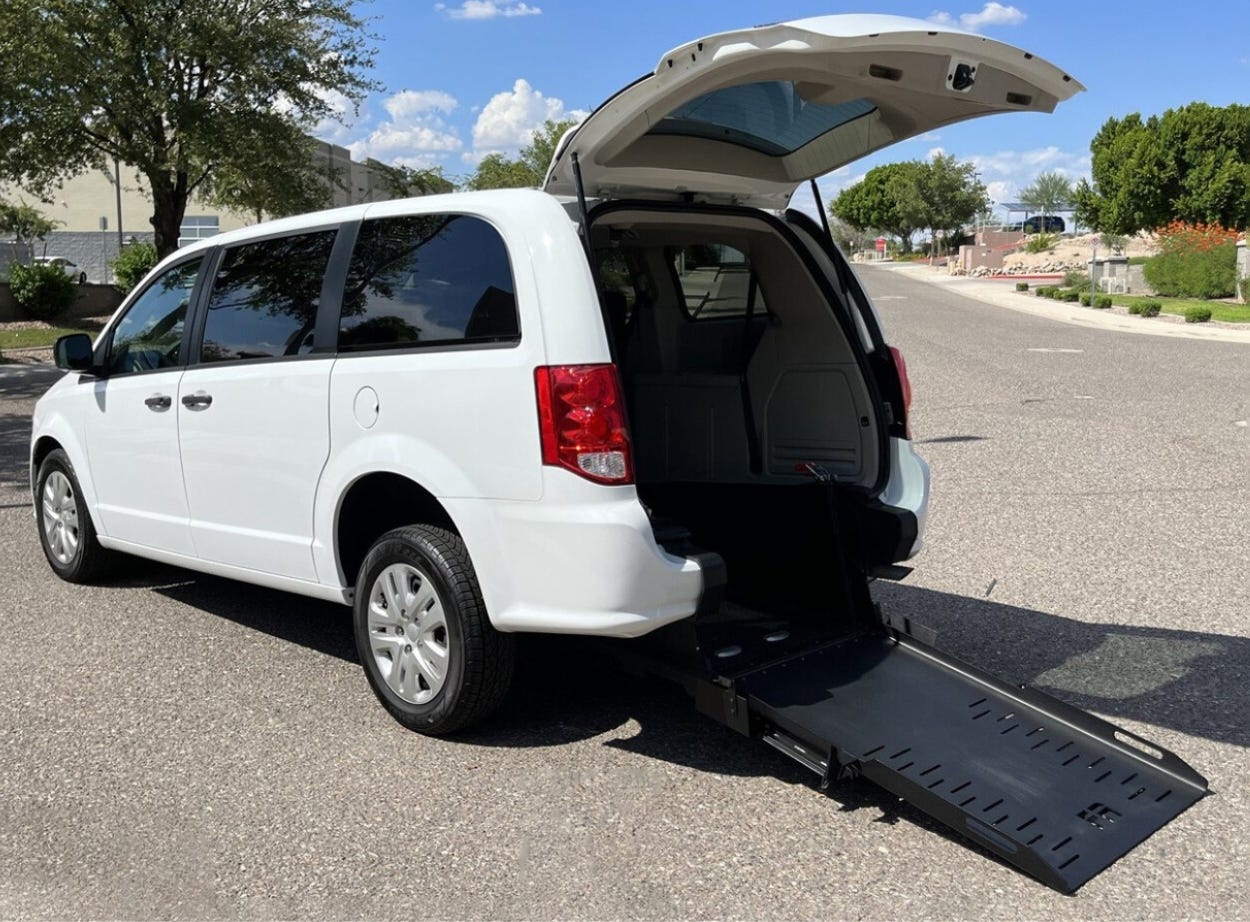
[889,346,913,438]
[534,364,634,485]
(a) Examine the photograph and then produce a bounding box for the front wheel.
[36,449,114,582]
[353,525,515,734]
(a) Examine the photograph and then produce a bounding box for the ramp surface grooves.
[740,634,1208,892]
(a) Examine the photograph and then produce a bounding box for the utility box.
[1090,255,1130,293]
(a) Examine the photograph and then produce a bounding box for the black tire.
[35,448,114,583]
[353,525,515,735]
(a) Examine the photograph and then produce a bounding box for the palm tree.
[1018,171,1074,230]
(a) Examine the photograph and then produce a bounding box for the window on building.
[200,231,337,363]
[338,214,519,351]
[178,215,220,248]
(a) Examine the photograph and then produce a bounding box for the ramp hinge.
[876,603,938,647]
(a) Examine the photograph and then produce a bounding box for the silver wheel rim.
[367,562,450,705]
[41,470,80,566]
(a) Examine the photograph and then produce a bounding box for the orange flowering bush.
[1143,221,1239,299]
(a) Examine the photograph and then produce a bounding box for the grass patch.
[1110,295,1250,323]
[0,325,90,350]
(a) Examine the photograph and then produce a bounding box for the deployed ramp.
[732,631,1208,892]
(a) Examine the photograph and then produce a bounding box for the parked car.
[33,255,87,284]
[30,14,1080,734]
[1017,215,1066,234]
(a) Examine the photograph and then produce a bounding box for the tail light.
[889,346,913,438]
[534,364,634,484]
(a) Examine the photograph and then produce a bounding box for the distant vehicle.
[1015,215,1065,234]
[33,256,87,284]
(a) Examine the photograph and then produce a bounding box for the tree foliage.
[0,0,377,257]
[467,119,578,191]
[831,156,986,254]
[202,128,341,223]
[0,200,59,263]
[7,263,76,319]
[1018,171,1074,221]
[111,241,159,293]
[1077,103,1250,234]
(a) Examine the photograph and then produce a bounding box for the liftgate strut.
[647,608,1209,893]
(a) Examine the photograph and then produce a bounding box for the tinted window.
[649,82,877,157]
[672,244,766,320]
[339,214,518,351]
[200,231,337,363]
[106,258,202,374]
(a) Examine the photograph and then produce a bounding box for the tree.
[0,0,377,257]
[1018,171,1074,226]
[467,118,579,191]
[1078,104,1250,234]
[831,162,924,253]
[368,162,456,198]
[915,153,989,253]
[202,126,341,224]
[0,200,60,264]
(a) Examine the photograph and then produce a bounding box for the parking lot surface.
[1,267,1247,919]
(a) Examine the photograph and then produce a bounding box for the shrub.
[1093,295,1112,309]
[1142,222,1238,299]
[1025,232,1057,254]
[1060,289,1080,302]
[1241,277,1250,302]
[1015,281,1029,291]
[1063,270,1090,291]
[1045,287,1062,299]
[1137,300,1162,317]
[7,263,76,320]
[1034,287,1047,297]
[1079,292,1092,306]
[111,242,158,293]
[1127,302,1142,315]
[1184,306,1213,323]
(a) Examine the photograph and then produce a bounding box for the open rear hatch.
[545,14,1084,208]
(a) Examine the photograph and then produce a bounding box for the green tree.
[831,162,925,253]
[0,0,377,257]
[917,154,988,253]
[0,200,59,264]
[368,162,456,198]
[1018,171,1074,227]
[202,126,341,224]
[467,118,579,191]
[1079,104,1250,234]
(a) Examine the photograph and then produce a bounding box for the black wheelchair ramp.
[734,632,1208,892]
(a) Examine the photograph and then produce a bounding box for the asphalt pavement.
[1,271,1247,920]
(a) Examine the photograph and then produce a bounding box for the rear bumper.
[879,437,930,559]
[447,475,705,638]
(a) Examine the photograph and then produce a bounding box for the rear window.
[648,82,877,157]
[672,244,766,321]
[339,214,519,351]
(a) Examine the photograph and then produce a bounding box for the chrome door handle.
[181,392,213,408]
[144,395,172,411]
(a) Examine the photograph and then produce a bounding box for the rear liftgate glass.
[675,615,1208,893]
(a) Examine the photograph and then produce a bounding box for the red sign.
[875,236,887,253]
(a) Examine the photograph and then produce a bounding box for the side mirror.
[54,333,95,372]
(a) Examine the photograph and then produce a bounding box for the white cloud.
[434,1,542,20]
[348,89,463,165]
[966,146,1090,213]
[470,78,587,152]
[928,2,1026,31]
[926,146,947,160]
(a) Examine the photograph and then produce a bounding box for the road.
[1,268,1247,920]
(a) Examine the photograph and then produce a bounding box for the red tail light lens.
[534,364,634,484]
[889,346,913,438]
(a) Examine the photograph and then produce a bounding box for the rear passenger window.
[672,244,766,320]
[339,214,518,351]
[200,231,337,363]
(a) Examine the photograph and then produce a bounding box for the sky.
[326,0,1250,219]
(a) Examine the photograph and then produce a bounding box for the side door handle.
[181,392,213,409]
[144,395,172,411]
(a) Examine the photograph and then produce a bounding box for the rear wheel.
[36,449,113,582]
[353,525,515,734]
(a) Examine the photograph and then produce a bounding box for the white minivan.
[31,15,1080,734]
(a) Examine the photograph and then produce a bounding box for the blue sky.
[326,0,1250,218]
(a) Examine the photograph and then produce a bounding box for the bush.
[1045,287,1062,299]
[1024,232,1057,254]
[111,242,159,293]
[1063,270,1090,291]
[1142,222,1238,299]
[1015,281,1029,291]
[1079,292,1092,306]
[1241,277,1249,302]
[1184,306,1213,323]
[1034,286,1048,297]
[1136,300,1162,317]
[1093,295,1112,309]
[1060,289,1080,302]
[7,263,76,320]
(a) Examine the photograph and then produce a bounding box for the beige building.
[2,140,401,282]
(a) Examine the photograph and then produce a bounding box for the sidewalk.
[875,263,1250,344]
